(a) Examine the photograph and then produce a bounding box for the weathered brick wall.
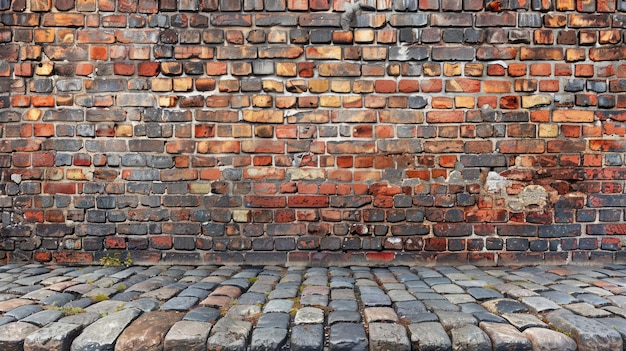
[1,0,626,266]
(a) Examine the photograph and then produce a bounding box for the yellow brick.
[552,110,594,123]
[233,124,252,138]
[243,110,284,123]
[173,77,193,92]
[455,96,475,108]
[66,169,88,181]
[158,96,178,107]
[188,183,211,194]
[276,96,296,108]
[115,124,133,137]
[539,124,559,138]
[276,62,296,77]
[342,95,362,107]
[267,31,287,43]
[354,29,375,43]
[35,62,54,76]
[521,95,551,108]
[566,48,586,62]
[320,95,341,107]
[387,63,401,76]
[233,210,251,222]
[305,46,342,60]
[464,63,484,77]
[308,79,329,93]
[331,80,351,93]
[444,63,462,77]
[362,47,387,60]
[151,78,172,92]
[353,80,374,93]
[263,79,284,92]
[252,95,273,108]
[423,63,441,76]
[23,109,42,121]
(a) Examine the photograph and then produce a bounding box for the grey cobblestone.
[0,264,624,350]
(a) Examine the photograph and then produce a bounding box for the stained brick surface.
[1,0,626,266]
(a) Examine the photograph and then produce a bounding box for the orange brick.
[439,155,457,168]
[483,80,511,93]
[421,79,442,93]
[507,63,527,77]
[90,46,108,60]
[487,64,506,76]
[554,63,572,76]
[11,95,30,107]
[477,96,497,109]
[34,124,54,137]
[375,80,396,93]
[561,124,581,137]
[206,62,227,75]
[398,80,419,93]
[113,62,135,76]
[32,96,55,107]
[75,63,93,76]
[553,110,594,123]
[539,80,560,92]
[583,154,602,167]
[500,96,519,109]
[14,63,33,77]
[336,156,353,168]
[575,64,594,77]
[530,110,550,122]
[375,125,394,138]
[432,97,453,109]
[530,63,551,76]
[33,28,54,43]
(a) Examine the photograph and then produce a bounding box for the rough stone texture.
[24,322,81,351]
[163,321,211,351]
[546,309,623,351]
[249,327,288,351]
[408,322,452,351]
[451,325,491,351]
[291,324,324,351]
[329,323,368,351]
[70,308,142,351]
[368,323,410,351]
[206,317,252,351]
[295,307,324,325]
[522,327,577,351]
[479,322,532,351]
[0,322,39,351]
[114,311,183,351]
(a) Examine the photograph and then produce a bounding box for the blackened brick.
[433,223,472,237]
[485,237,503,250]
[529,239,548,251]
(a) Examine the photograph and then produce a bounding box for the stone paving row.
[1,264,626,350]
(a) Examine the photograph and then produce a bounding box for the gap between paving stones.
[0,263,625,350]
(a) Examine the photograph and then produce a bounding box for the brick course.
[1,0,626,266]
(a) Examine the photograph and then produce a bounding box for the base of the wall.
[12,249,626,268]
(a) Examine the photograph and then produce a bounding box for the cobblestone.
[0,264,625,350]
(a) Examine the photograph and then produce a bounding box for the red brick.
[53,251,93,264]
[105,237,126,249]
[497,140,545,154]
[151,236,173,249]
[113,62,135,76]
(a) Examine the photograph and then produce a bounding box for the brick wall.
[1,0,626,266]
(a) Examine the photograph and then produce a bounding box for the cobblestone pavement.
[1,264,626,350]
